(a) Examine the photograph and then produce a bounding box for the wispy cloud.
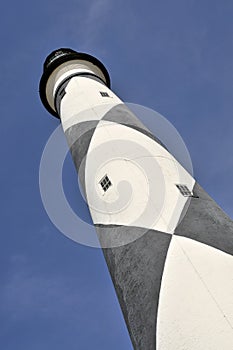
[61,0,113,51]
[0,256,85,323]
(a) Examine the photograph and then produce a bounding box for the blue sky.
[1,0,233,349]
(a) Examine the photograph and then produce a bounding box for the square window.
[100,91,110,97]
[99,175,112,192]
[176,184,193,197]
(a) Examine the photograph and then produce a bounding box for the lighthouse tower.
[39,48,233,350]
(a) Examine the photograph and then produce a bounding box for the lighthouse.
[39,48,233,350]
